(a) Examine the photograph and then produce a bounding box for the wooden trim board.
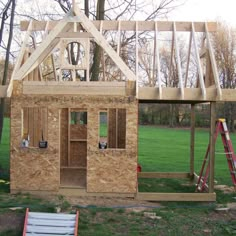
[138,172,190,179]
[20,20,217,32]
[138,87,236,102]
[22,81,126,95]
[136,192,216,201]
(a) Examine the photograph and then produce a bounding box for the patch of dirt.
[0,212,24,232]
[214,185,235,193]
[64,196,163,209]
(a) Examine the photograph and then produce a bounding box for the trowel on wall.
[39,130,47,148]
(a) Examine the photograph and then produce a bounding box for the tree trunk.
[0,0,16,143]
[90,0,105,81]
[84,0,89,17]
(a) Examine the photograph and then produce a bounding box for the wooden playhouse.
[1,5,236,201]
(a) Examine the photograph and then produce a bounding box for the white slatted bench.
[23,208,79,236]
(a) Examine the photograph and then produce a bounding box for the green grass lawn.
[0,118,10,179]
[1,119,236,186]
[138,125,236,186]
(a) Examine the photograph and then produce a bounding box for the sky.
[169,0,236,26]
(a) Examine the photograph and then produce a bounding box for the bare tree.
[213,23,236,131]
[0,0,16,143]
[54,0,185,81]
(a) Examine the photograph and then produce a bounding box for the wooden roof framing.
[1,4,235,102]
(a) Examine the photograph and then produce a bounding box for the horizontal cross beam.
[20,20,217,32]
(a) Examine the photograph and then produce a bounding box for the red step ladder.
[196,119,236,192]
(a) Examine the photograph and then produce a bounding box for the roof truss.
[3,5,227,102]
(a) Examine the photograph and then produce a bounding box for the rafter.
[192,22,206,100]
[7,21,33,97]
[73,6,136,81]
[14,20,71,81]
[205,23,222,100]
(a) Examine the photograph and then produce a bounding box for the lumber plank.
[192,22,206,99]
[20,20,217,32]
[190,104,195,176]
[58,32,92,38]
[28,108,34,146]
[108,109,117,148]
[138,87,236,102]
[138,172,190,179]
[33,107,39,147]
[185,31,192,87]
[22,81,126,95]
[205,23,222,100]
[22,107,29,139]
[7,21,32,97]
[155,22,162,98]
[136,192,216,201]
[138,87,217,102]
[173,22,184,99]
[209,102,216,193]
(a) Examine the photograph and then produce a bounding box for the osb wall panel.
[70,141,87,167]
[11,80,138,193]
[60,169,86,188]
[70,124,87,140]
[60,108,68,167]
[10,101,60,192]
[87,106,138,193]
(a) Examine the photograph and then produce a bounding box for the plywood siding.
[70,141,87,167]
[11,81,138,193]
[70,124,87,140]
[11,101,60,191]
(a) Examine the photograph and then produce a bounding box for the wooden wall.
[10,81,138,194]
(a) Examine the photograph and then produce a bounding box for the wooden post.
[209,102,216,193]
[190,104,195,178]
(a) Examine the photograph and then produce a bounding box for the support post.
[190,104,195,178]
[209,102,216,193]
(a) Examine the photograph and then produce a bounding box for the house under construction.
[0,4,236,201]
